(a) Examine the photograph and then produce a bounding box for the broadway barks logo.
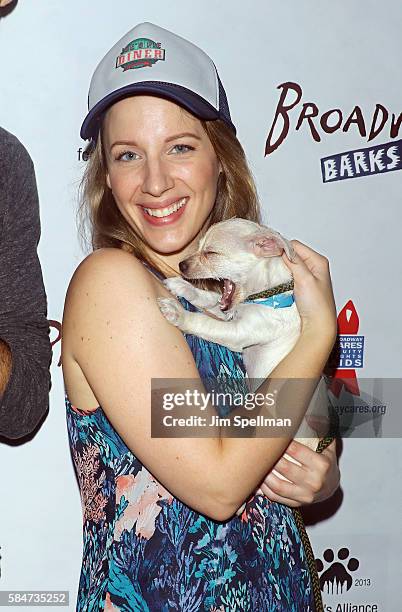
[321,139,401,183]
[116,38,166,71]
[265,81,402,183]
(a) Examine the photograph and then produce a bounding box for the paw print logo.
[315,547,359,594]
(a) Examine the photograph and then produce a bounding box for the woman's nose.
[141,158,174,196]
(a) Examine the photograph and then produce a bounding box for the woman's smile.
[140,196,189,224]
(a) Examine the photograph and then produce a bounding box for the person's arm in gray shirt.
[0,128,52,439]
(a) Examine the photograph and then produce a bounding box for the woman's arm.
[257,243,340,508]
[62,243,336,521]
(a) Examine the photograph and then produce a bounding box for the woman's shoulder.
[61,248,168,416]
[63,248,158,321]
[69,248,153,292]
[76,246,147,274]
[62,247,167,363]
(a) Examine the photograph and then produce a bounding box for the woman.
[62,22,340,611]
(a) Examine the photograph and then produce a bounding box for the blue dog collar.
[244,293,295,309]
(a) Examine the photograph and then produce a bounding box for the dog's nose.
[179,260,189,274]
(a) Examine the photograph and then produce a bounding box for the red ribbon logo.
[329,300,361,397]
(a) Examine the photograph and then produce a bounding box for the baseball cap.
[80,22,236,141]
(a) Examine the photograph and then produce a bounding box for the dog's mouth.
[218,279,236,311]
[184,275,237,311]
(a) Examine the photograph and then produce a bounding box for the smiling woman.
[101,96,222,260]
[78,103,261,280]
[62,21,338,612]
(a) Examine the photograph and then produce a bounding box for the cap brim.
[80,82,231,140]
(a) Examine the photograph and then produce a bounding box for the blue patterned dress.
[66,263,323,611]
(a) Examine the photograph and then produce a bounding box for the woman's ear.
[106,172,111,190]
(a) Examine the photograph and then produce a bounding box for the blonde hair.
[78,118,262,280]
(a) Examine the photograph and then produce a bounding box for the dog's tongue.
[219,279,235,311]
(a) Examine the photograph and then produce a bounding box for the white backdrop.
[0,1,401,610]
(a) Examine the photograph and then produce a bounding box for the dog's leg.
[163,277,231,320]
[163,277,220,309]
[157,297,252,352]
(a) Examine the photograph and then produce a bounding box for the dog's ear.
[277,234,297,262]
[248,230,296,261]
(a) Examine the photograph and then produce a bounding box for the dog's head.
[179,218,296,311]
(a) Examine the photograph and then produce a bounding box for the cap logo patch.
[115,37,166,71]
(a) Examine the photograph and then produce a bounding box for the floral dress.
[66,264,325,611]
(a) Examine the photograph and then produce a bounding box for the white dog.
[157,218,328,507]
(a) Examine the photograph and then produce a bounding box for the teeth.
[143,197,187,218]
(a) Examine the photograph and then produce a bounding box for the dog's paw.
[157,297,186,327]
[163,277,197,300]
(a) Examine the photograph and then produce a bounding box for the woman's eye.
[117,151,138,162]
[171,144,194,154]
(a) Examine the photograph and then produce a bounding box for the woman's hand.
[259,439,340,507]
[283,240,337,341]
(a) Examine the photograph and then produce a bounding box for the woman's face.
[103,95,221,260]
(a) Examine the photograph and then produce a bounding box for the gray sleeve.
[0,130,52,439]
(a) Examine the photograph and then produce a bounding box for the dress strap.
[141,259,195,313]
[141,260,166,281]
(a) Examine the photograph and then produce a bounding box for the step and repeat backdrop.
[0,1,401,610]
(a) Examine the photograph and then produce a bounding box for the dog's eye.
[203,250,219,256]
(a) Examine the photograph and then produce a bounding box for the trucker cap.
[80,22,236,140]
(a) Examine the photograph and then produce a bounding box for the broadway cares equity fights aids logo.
[115,37,166,71]
[328,300,364,398]
[265,81,402,183]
